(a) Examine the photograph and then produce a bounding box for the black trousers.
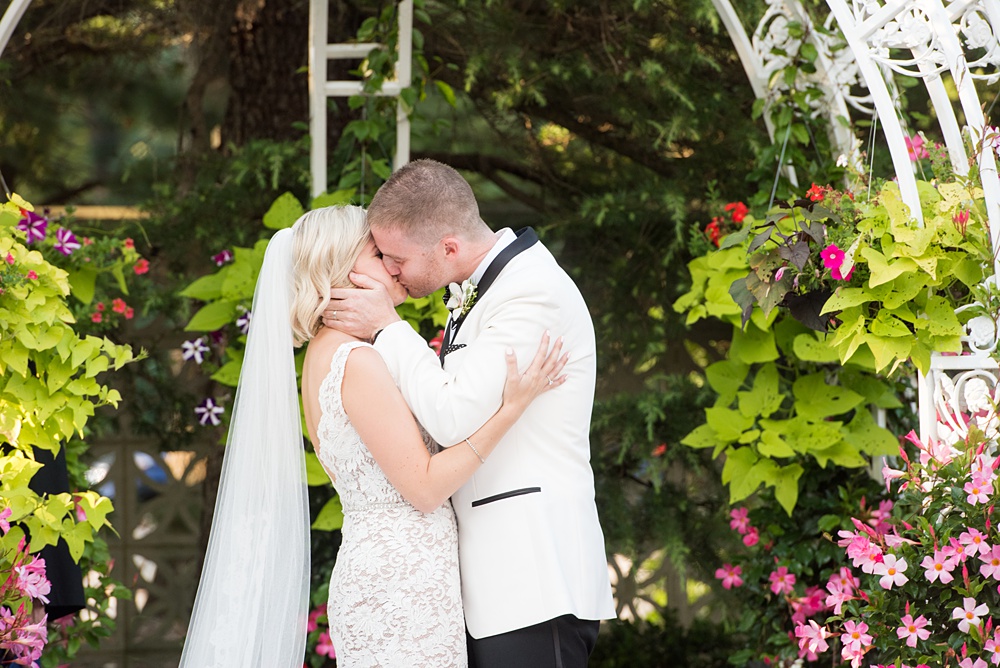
[468,615,601,668]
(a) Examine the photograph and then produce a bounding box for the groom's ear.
[441,236,461,259]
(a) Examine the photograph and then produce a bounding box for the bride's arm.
[343,334,566,513]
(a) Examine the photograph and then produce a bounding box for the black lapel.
[438,227,539,365]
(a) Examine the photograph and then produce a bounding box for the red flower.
[724,201,749,223]
[124,307,135,320]
[95,302,106,312]
[705,220,722,246]
[428,329,445,354]
[91,312,103,323]
[652,443,667,457]
[806,183,827,202]
[83,237,93,246]
[123,238,135,250]
[112,298,127,314]
[133,258,150,275]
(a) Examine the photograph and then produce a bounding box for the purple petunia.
[181,338,211,365]
[54,227,81,256]
[235,309,251,335]
[194,398,225,426]
[17,211,48,244]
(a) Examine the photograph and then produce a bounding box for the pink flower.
[742,526,759,547]
[794,620,831,657]
[14,558,51,604]
[307,607,323,632]
[953,596,989,633]
[821,244,845,270]
[961,528,992,557]
[769,566,796,595]
[841,642,869,668]
[981,545,1000,580]
[985,634,1000,664]
[824,567,857,615]
[729,508,750,534]
[26,270,37,280]
[897,614,930,648]
[872,553,909,589]
[966,474,994,505]
[0,506,10,534]
[922,548,958,583]
[959,658,988,668]
[212,249,234,266]
[842,619,873,650]
[112,298,127,314]
[134,258,150,275]
[831,263,855,281]
[714,563,743,589]
[316,630,336,658]
[4,252,13,265]
[906,134,929,161]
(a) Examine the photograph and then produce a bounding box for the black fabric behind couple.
[467,615,600,668]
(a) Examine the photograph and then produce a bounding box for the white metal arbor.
[712,0,1000,446]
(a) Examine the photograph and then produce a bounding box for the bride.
[179,205,566,667]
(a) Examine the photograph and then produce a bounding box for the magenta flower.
[769,566,796,595]
[714,563,743,589]
[316,630,336,658]
[212,249,234,266]
[906,134,929,161]
[831,263,855,281]
[952,596,989,633]
[980,545,1000,580]
[0,506,10,534]
[307,606,323,632]
[897,614,930,648]
[872,553,908,589]
[922,548,957,583]
[53,227,81,256]
[16,211,48,244]
[194,397,225,426]
[4,252,13,265]
[820,244,845,270]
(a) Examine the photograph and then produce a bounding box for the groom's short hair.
[367,159,488,245]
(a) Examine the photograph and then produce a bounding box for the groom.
[325,159,616,668]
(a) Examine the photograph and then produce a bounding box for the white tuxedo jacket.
[374,239,616,639]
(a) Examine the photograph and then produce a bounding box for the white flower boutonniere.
[446,279,478,319]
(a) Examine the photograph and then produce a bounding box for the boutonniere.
[445,279,478,319]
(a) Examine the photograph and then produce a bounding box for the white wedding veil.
[180,227,309,667]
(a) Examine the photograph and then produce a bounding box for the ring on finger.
[333,311,338,320]
[546,375,553,385]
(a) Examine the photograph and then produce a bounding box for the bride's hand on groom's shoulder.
[502,332,569,410]
[325,272,400,339]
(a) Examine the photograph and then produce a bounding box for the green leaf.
[866,335,913,373]
[737,363,783,419]
[210,359,243,387]
[435,80,457,106]
[772,464,804,515]
[730,323,779,364]
[812,441,867,468]
[792,373,864,420]
[311,189,356,208]
[719,224,752,249]
[180,272,227,301]
[843,408,898,456]
[758,429,795,457]
[263,192,305,230]
[720,446,757,486]
[185,300,238,332]
[705,407,755,443]
[792,332,841,363]
[67,268,98,304]
[680,423,720,450]
[860,247,918,287]
[821,287,869,314]
[312,495,344,531]
[870,311,911,337]
[304,451,331,486]
[704,359,749,400]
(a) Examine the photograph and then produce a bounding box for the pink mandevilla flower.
[897,614,930,648]
[980,545,1000,580]
[961,528,992,557]
[729,507,750,534]
[769,566,796,595]
[985,634,1000,665]
[965,474,993,505]
[922,548,958,584]
[959,658,988,668]
[742,526,759,547]
[794,620,831,658]
[953,597,989,633]
[316,630,336,658]
[872,553,908,589]
[0,506,10,534]
[14,558,51,603]
[715,563,743,589]
[906,134,930,161]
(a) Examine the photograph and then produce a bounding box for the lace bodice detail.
[314,341,466,668]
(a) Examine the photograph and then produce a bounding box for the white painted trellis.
[713,0,1000,448]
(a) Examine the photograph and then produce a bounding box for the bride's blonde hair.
[290,205,371,346]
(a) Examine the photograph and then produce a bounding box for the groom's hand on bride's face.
[324,272,401,339]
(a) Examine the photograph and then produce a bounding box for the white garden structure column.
[308,0,413,198]
[0,0,33,59]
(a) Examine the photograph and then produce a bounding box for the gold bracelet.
[465,438,485,464]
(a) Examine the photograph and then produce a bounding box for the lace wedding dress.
[315,342,467,668]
